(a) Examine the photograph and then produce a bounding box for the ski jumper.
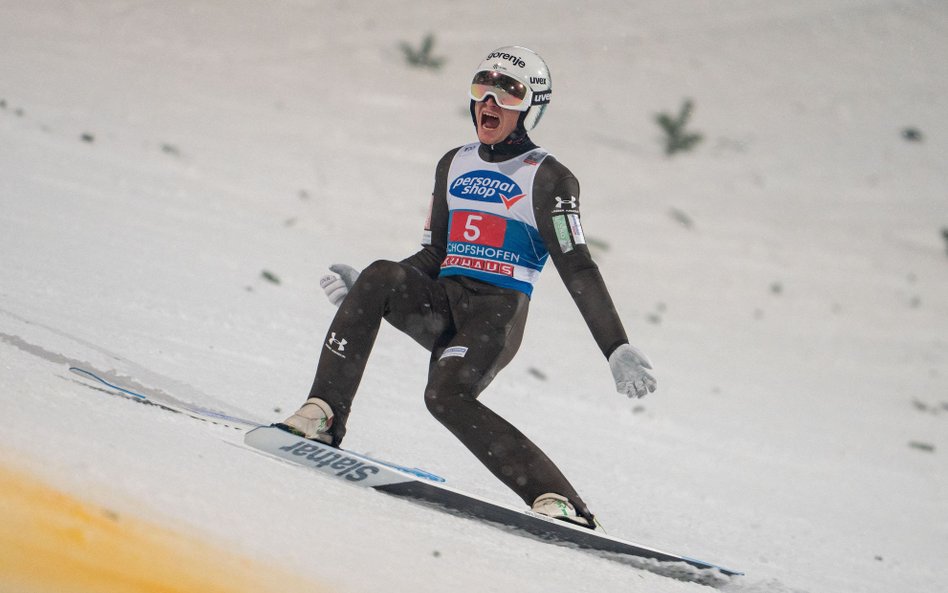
[306,139,630,520]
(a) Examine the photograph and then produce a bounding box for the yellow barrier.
[0,463,329,593]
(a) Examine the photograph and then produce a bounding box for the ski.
[69,366,444,483]
[245,425,743,579]
[71,366,742,578]
[69,366,262,429]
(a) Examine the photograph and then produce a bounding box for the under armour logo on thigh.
[325,332,348,358]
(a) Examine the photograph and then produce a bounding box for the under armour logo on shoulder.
[554,195,578,211]
[325,332,348,358]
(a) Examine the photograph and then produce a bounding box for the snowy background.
[2,1,946,592]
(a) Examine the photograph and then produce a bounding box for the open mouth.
[480,111,501,130]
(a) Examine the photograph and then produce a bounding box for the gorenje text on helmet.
[487,51,527,69]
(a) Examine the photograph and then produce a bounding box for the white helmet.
[470,46,552,131]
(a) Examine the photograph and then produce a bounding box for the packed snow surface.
[2,1,946,592]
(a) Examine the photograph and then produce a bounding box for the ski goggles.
[470,70,541,112]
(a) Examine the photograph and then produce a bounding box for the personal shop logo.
[450,170,525,209]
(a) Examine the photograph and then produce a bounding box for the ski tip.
[69,367,148,400]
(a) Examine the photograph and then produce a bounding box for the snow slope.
[1,1,946,592]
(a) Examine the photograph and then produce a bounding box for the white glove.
[608,343,657,399]
[320,264,360,306]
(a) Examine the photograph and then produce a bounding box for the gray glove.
[608,343,657,398]
[320,264,360,306]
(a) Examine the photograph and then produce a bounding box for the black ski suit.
[307,137,630,521]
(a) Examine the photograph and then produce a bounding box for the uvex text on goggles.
[469,70,550,112]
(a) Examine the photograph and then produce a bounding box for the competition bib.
[439,143,550,296]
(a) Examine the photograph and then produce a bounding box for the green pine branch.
[655,99,703,156]
[400,34,445,70]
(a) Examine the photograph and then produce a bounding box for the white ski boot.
[276,397,334,444]
[532,493,597,529]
